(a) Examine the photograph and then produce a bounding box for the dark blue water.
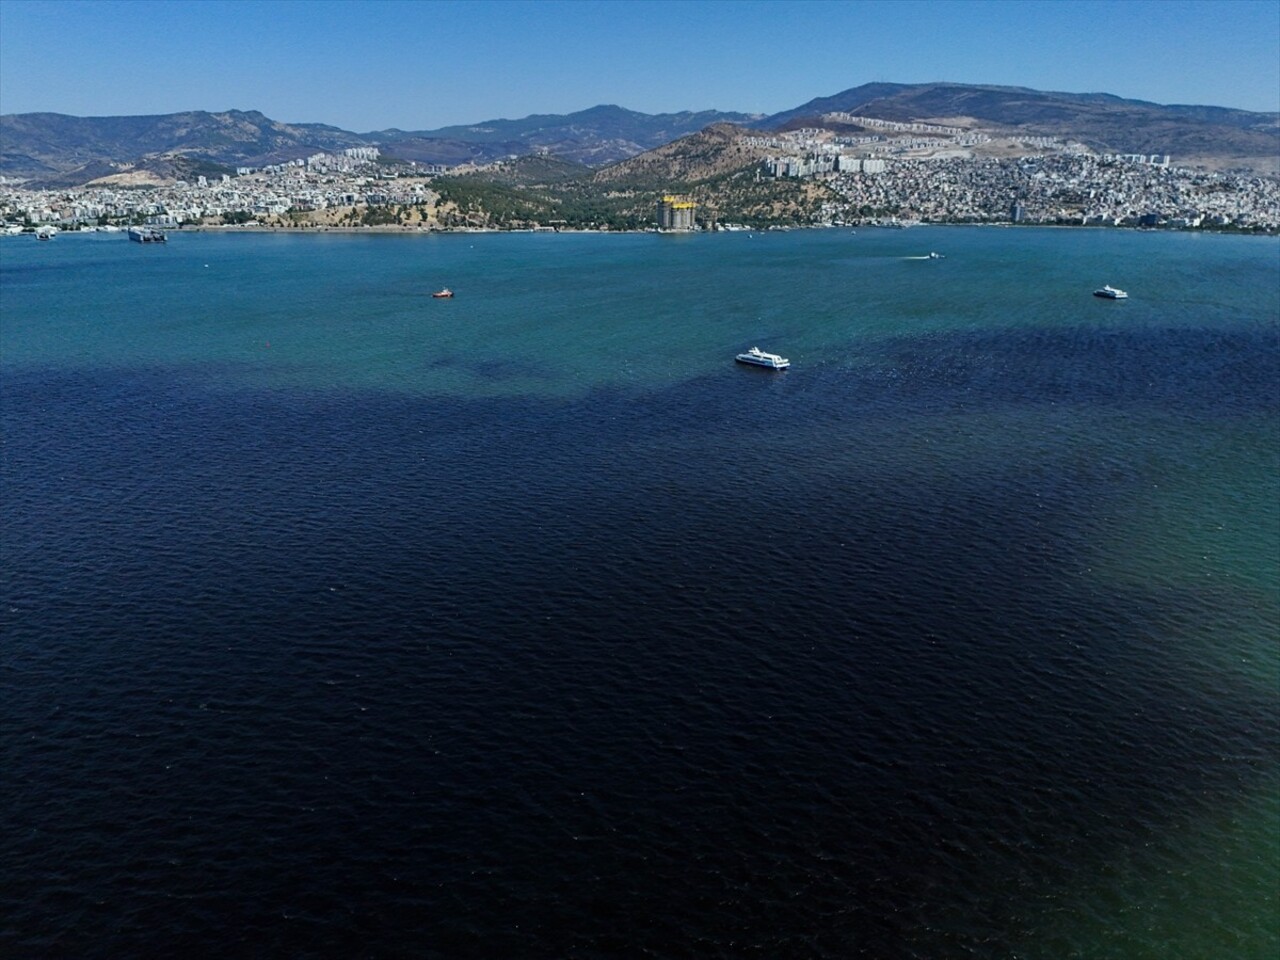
[2,228,1278,958]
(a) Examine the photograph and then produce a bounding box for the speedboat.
[928,251,944,259]
[735,346,790,370]
[1093,285,1128,299]
[432,288,454,298]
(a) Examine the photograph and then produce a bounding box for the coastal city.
[1,130,1278,233]
[5,0,1280,956]
[821,153,1280,228]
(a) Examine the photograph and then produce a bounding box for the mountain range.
[3,82,1277,185]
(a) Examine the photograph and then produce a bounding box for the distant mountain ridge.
[2,83,1276,183]
[764,82,1278,167]
[0,104,760,179]
[0,109,368,180]
[379,104,762,162]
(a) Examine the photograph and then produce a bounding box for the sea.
[2,225,1277,959]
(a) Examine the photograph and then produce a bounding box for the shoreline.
[167,222,1277,238]
[14,221,1275,238]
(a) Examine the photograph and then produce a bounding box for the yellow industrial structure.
[658,194,697,231]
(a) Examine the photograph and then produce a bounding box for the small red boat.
[432,288,454,299]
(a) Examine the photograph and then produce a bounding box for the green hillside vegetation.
[432,173,643,229]
[428,119,836,230]
[428,157,837,230]
[433,177,558,227]
[478,155,594,186]
[689,168,838,226]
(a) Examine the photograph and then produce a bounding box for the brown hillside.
[590,124,773,185]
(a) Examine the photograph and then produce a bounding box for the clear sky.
[1,0,1277,129]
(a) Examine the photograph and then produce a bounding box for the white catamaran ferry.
[735,346,790,370]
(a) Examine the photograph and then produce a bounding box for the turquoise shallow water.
[2,226,1277,957]
[4,226,1274,396]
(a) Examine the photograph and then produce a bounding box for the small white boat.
[1094,285,1128,299]
[928,251,944,259]
[34,226,57,241]
[735,346,790,370]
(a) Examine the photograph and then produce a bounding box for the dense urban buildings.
[823,154,1279,228]
[1,138,1276,232]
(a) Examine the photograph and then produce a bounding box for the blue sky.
[1,0,1277,128]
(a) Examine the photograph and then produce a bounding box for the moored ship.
[129,226,167,243]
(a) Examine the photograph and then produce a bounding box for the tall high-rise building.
[658,195,697,230]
